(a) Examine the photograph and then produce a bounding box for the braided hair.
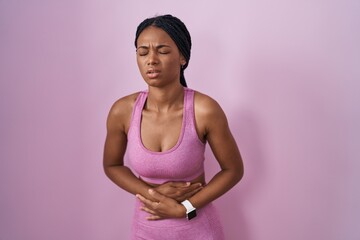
[135,14,192,87]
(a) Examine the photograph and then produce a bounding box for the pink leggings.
[130,198,224,240]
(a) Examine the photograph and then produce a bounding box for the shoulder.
[192,90,228,136]
[109,92,141,117]
[106,91,142,132]
[193,90,225,118]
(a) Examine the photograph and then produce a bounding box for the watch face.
[187,210,197,220]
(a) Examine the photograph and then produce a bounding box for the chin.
[144,78,163,87]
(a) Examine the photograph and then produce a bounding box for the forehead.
[137,26,176,46]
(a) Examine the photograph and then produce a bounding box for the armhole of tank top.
[127,91,144,137]
[189,89,206,146]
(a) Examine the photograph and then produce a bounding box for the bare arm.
[103,95,155,201]
[187,93,244,208]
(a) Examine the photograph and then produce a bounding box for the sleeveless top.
[126,88,206,184]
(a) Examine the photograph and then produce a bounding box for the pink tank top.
[127,88,205,184]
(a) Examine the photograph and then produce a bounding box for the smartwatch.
[181,200,197,220]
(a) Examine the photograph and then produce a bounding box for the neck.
[146,84,185,112]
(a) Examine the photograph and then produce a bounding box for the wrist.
[177,203,187,218]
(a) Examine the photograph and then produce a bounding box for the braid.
[135,14,192,87]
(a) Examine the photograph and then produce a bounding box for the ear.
[179,54,186,66]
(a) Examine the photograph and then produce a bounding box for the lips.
[146,68,160,79]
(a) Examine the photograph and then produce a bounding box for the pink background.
[1,1,359,239]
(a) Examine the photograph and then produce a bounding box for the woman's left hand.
[136,189,186,220]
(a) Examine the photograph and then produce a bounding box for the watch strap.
[181,200,197,220]
[181,200,196,213]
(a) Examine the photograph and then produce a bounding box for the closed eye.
[137,49,148,56]
[159,51,170,54]
[157,45,171,54]
[136,45,171,56]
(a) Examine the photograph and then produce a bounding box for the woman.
[103,14,244,239]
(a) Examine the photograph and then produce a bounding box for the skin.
[103,26,244,220]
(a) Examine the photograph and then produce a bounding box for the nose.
[147,50,159,65]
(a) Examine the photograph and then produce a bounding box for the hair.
[134,14,192,87]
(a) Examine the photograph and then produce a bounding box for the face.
[136,26,186,88]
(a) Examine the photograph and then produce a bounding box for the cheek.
[136,62,147,80]
[136,58,145,71]
[165,57,181,70]
[136,57,142,67]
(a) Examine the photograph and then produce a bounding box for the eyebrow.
[136,44,172,50]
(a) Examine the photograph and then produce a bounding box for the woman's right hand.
[154,182,203,202]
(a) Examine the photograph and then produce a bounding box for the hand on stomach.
[141,173,205,202]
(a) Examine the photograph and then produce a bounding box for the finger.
[182,186,203,199]
[148,189,166,202]
[170,181,191,188]
[140,206,157,215]
[177,183,202,196]
[146,215,162,220]
[187,183,203,192]
[136,194,158,209]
